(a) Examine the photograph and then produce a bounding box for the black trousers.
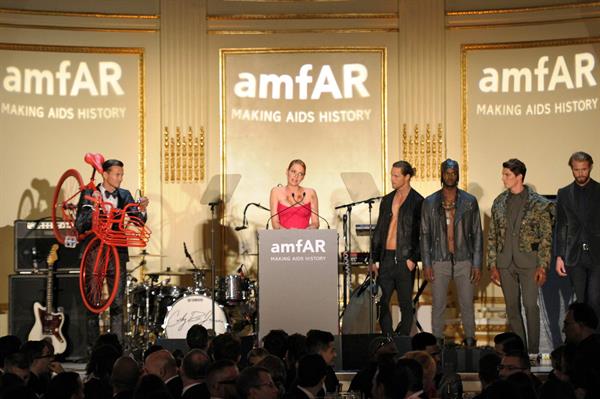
[568,255,600,329]
[377,250,415,336]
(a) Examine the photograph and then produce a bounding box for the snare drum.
[163,295,228,337]
[217,275,249,304]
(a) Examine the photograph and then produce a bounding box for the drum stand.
[208,200,220,333]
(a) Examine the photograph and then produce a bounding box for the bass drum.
[163,295,229,338]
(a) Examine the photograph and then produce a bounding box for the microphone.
[265,193,305,229]
[183,242,197,268]
[297,196,331,229]
[235,203,271,231]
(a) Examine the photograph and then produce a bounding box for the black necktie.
[104,190,118,200]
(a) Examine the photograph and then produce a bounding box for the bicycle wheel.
[80,237,120,314]
[52,169,84,245]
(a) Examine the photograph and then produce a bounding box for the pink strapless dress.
[277,202,311,229]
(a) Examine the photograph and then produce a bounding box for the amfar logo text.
[234,63,369,100]
[479,52,597,93]
[271,239,326,253]
[2,60,124,96]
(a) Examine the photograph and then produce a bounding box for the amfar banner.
[462,38,600,194]
[0,44,143,225]
[221,48,385,240]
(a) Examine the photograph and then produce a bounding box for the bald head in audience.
[111,356,140,395]
[143,349,178,381]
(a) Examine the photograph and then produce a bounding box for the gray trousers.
[431,260,476,339]
[498,262,540,354]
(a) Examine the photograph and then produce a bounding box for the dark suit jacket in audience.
[166,375,183,399]
[182,382,210,399]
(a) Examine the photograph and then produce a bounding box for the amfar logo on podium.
[271,239,326,254]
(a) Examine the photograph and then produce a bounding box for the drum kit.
[123,250,257,352]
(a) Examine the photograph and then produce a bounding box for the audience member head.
[402,351,436,392]
[285,333,307,368]
[247,348,269,367]
[20,339,53,375]
[373,356,410,399]
[45,371,84,399]
[0,335,22,369]
[93,333,123,356]
[549,345,569,383]
[306,330,336,366]
[411,332,441,364]
[262,330,289,360]
[564,302,598,344]
[368,336,398,362]
[506,372,537,399]
[236,366,278,399]
[499,350,529,379]
[493,332,525,356]
[394,358,424,396]
[478,353,501,389]
[296,354,327,390]
[257,355,287,395]
[134,373,171,399]
[4,352,31,383]
[86,344,121,379]
[181,349,211,384]
[143,344,164,362]
[211,333,242,363]
[143,349,178,382]
[187,324,210,351]
[207,359,239,399]
[111,356,141,395]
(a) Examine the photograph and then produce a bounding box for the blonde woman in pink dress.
[269,159,320,229]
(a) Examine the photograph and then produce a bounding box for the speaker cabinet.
[9,273,90,360]
[14,220,80,272]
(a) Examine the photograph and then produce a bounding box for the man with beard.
[488,159,553,356]
[420,159,482,347]
[556,151,600,322]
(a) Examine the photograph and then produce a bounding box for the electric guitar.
[28,244,67,354]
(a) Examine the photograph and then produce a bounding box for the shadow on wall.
[1,178,55,305]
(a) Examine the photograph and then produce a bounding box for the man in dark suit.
[110,356,140,399]
[144,350,182,399]
[372,160,424,336]
[284,354,327,399]
[75,158,149,343]
[181,349,211,399]
[556,151,600,321]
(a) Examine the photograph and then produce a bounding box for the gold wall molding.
[0,22,157,33]
[207,12,398,21]
[209,28,399,35]
[0,7,159,19]
[162,127,205,183]
[447,14,600,30]
[401,123,446,181]
[446,1,600,16]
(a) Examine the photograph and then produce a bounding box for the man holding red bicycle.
[75,159,149,345]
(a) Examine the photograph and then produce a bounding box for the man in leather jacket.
[420,159,482,346]
[372,161,424,336]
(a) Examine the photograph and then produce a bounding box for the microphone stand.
[236,203,270,231]
[335,196,382,323]
[208,200,220,333]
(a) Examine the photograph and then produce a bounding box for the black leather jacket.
[372,188,424,263]
[420,189,483,268]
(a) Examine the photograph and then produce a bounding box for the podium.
[257,229,338,339]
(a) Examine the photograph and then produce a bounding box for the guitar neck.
[46,263,53,313]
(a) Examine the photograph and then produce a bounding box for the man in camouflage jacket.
[487,159,554,355]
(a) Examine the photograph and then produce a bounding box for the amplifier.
[14,219,80,273]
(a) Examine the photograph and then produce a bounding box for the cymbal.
[185,267,212,272]
[146,270,190,277]
[130,250,165,258]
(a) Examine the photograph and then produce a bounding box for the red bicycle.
[52,153,151,314]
